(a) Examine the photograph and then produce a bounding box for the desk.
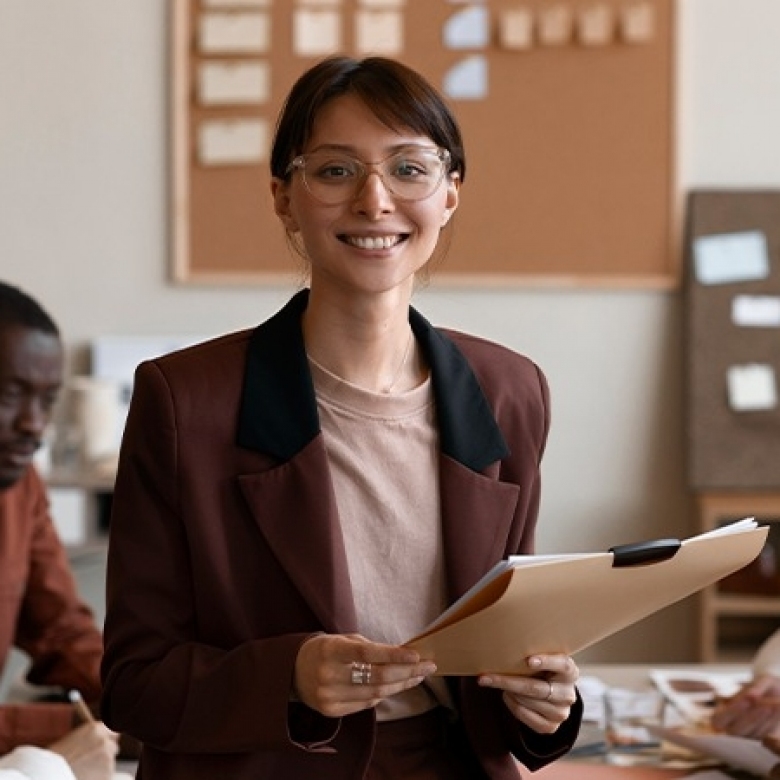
[533,663,753,779]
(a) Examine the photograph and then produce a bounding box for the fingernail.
[528,657,542,667]
[479,676,494,686]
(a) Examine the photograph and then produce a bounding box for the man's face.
[0,325,63,490]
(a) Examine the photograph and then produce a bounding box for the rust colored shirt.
[0,467,103,753]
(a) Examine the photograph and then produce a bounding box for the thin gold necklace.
[383,329,414,394]
[307,330,414,394]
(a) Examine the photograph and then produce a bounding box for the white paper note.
[443,5,490,49]
[293,9,341,55]
[732,295,780,327]
[355,10,403,54]
[198,12,270,54]
[693,230,770,285]
[198,119,268,165]
[201,0,270,7]
[198,61,270,105]
[443,55,488,100]
[727,364,778,412]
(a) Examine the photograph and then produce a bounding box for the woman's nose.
[351,170,395,217]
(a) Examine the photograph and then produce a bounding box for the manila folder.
[405,524,768,675]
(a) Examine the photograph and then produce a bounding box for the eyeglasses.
[285,146,451,206]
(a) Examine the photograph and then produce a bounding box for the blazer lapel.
[238,438,358,634]
[412,307,519,601]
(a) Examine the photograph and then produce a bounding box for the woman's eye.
[393,160,428,179]
[316,162,357,180]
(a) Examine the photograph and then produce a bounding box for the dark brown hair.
[271,56,465,183]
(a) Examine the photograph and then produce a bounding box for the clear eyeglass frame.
[285,146,452,206]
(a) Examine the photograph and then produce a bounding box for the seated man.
[711,628,780,740]
[0,281,117,779]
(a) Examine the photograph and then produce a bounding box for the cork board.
[686,191,780,490]
[171,0,676,287]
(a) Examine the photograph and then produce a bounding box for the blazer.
[101,290,582,779]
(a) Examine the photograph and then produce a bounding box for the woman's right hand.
[294,633,437,718]
[49,722,119,780]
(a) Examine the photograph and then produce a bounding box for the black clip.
[609,538,681,568]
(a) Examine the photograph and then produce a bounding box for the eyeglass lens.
[294,148,449,205]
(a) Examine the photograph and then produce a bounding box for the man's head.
[0,282,63,490]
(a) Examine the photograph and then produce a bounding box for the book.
[404,519,767,675]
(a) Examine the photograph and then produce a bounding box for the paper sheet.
[197,61,269,105]
[443,5,490,49]
[197,119,268,165]
[198,12,270,54]
[442,55,488,100]
[355,10,403,54]
[732,295,780,327]
[293,9,341,55]
[693,230,770,285]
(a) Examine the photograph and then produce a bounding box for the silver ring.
[351,661,372,685]
[545,680,554,701]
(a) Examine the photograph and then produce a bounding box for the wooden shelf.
[698,491,780,661]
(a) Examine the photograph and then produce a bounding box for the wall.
[1,0,780,665]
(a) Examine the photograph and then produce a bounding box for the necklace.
[382,329,414,394]
[308,330,414,394]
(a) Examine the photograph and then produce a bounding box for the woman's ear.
[271,178,299,232]
[441,173,461,227]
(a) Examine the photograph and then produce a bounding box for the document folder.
[405,519,767,675]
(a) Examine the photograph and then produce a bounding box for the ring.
[351,661,372,685]
[545,680,554,701]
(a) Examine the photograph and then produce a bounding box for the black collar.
[237,290,508,472]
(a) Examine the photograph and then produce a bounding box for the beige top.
[309,356,453,721]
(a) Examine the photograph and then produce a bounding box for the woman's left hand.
[477,654,579,734]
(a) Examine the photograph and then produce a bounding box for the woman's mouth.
[341,234,405,250]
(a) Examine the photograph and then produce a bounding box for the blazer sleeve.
[100,360,339,754]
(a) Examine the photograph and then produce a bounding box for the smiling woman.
[101,56,582,780]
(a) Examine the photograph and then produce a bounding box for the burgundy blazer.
[101,290,581,779]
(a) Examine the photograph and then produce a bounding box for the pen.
[68,689,95,724]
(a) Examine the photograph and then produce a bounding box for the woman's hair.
[0,280,59,337]
[270,56,466,183]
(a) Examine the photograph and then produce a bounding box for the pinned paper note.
[293,9,341,56]
[727,364,778,412]
[732,296,780,328]
[197,62,270,106]
[538,5,574,46]
[578,4,614,46]
[202,0,270,7]
[198,12,270,54]
[443,56,488,101]
[499,8,534,50]
[693,231,770,286]
[621,1,655,44]
[358,0,404,7]
[355,10,403,54]
[443,5,490,50]
[198,119,268,166]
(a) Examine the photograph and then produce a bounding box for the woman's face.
[272,93,460,299]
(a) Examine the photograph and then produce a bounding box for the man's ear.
[271,178,299,232]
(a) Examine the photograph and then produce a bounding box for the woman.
[100,56,581,779]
